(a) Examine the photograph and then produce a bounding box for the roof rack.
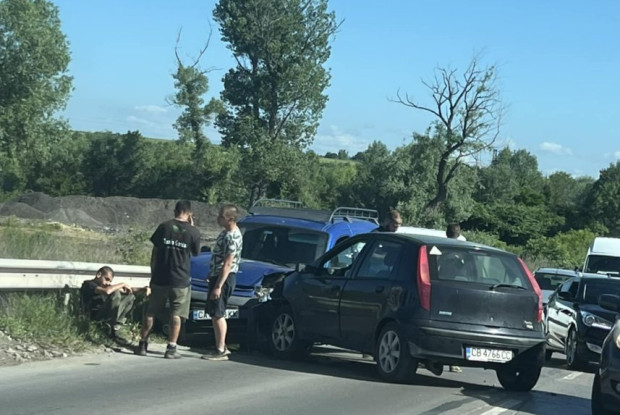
[248,199,378,224]
[251,198,305,209]
[329,207,379,224]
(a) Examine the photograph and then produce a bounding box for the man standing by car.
[375,209,402,232]
[135,200,201,359]
[201,204,243,361]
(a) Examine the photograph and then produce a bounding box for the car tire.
[591,373,616,415]
[496,364,542,392]
[375,323,418,383]
[268,305,310,359]
[565,328,585,370]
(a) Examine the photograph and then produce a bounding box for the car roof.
[534,268,580,277]
[373,232,511,255]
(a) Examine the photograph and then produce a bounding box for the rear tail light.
[417,245,431,311]
[519,258,543,322]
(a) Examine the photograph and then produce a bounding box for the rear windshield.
[581,279,620,304]
[428,246,530,288]
[535,272,572,291]
[585,255,620,277]
[240,223,328,266]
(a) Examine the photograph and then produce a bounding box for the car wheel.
[496,364,542,392]
[269,305,309,359]
[592,373,616,415]
[375,323,418,383]
[565,328,584,370]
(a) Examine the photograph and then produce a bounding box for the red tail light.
[417,245,431,311]
[519,258,543,323]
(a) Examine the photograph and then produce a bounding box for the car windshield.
[535,272,573,291]
[585,255,620,276]
[429,247,530,288]
[240,223,329,267]
[582,279,620,304]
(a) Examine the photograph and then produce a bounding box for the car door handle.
[375,286,385,293]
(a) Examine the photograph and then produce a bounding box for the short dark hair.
[96,266,114,277]
[219,204,239,222]
[174,200,192,217]
[446,223,461,239]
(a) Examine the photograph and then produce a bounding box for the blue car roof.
[240,214,377,233]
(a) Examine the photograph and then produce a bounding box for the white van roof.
[589,237,620,257]
[397,226,466,241]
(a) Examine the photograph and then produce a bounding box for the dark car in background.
[591,294,620,415]
[546,274,620,369]
[184,199,379,341]
[256,233,546,391]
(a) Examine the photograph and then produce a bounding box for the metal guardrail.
[0,258,151,290]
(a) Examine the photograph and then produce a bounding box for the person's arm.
[130,285,151,296]
[150,246,157,274]
[94,282,133,296]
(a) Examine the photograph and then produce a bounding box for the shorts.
[206,273,236,319]
[146,284,191,319]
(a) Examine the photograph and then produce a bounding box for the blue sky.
[53,0,620,178]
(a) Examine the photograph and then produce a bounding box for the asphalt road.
[0,343,594,415]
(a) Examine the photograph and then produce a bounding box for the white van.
[583,237,620,276]
[397,226,467,241]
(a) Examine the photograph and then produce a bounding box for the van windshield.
[585,255,620,277]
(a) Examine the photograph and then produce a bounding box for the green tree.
[0,0,72,191]
[213,0,339,205]
[544,171,594,231]
[587,161,620,235]
[169,29,222,158]
[393,56,501,213]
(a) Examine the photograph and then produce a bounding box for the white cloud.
[311,125,372,156]
[134,105,168,114]
[539,142,573,155]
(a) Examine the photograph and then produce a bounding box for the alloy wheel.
[378,329,401,373]
[272,312,295,352]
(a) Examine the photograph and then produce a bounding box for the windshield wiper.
[489,283,527,291]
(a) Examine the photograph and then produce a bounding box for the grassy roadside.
[0,218,154,354]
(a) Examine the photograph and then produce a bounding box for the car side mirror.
[557,291,572,301]
[599,294,620,313]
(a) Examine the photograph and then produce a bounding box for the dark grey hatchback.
[256,232,545,391]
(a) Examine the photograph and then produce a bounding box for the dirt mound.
[0,192,241,237]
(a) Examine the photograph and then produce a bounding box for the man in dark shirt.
[81,266,150,340]
[135,200,201,359]
[375,209,402,232]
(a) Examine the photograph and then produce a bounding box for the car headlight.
[254,286,273,302]
[581,311,612,330]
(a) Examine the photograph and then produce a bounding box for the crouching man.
[81,266,150,340]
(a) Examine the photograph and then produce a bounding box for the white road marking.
[562,371,582,381]
[479,399,522,415]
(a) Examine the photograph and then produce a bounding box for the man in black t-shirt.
[135,200,201,359]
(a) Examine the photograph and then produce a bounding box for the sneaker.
[164,345,181,359]
[134,340,148,356]
[201,347,231,361]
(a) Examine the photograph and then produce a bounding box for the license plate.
[192,309,239,320]
[465,347,513,363]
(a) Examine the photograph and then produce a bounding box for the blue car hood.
[190,252,292,291]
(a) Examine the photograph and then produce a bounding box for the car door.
[295,237,370,341]
[339,239,403,349]
[547,279,579,349]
